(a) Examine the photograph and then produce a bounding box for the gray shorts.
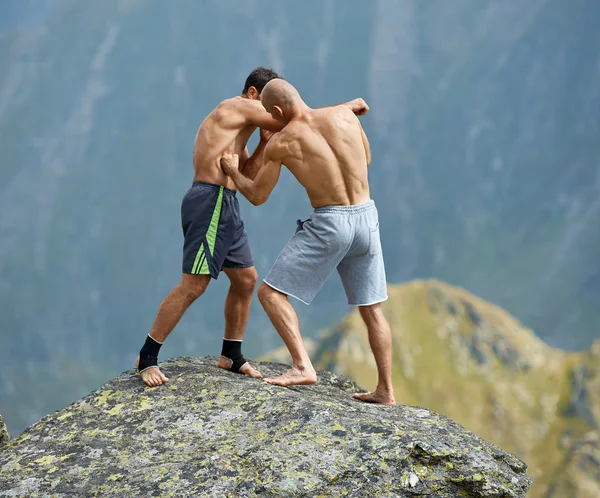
[264,200,388,306]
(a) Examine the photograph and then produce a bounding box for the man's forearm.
[241,140,267,180]
[230,169,258,205]
[318,98,367,116]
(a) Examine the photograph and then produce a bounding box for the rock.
[0,413,9,445]
[284,279,598,497]
[0,357,531,497]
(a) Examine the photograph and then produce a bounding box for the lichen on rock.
[0,357,531,497]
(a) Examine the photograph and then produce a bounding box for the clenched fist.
[349,98,369,116]
[220,153,239,176]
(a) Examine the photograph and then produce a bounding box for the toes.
[241,364,262,379]
[353,392,375,403]
[267,377,289,387]
[140,367,167,387]
[353,391,396,405]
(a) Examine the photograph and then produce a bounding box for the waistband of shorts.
[314,200,375,214]
[192,181,237,196]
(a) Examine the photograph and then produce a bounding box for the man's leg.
[217,266,261,378]
[135,273,210,387]
[353,304,395,404]
[258,283,317,386]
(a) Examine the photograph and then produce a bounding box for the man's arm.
[237,98,285,132]
[360,124,371,167]
[221,141,283,206]
[238,146,250,170]
[240,129,273,180]
[318,98,369,116]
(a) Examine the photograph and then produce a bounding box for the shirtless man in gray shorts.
[221,79,395,405]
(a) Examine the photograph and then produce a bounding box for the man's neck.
[287,101,310,122]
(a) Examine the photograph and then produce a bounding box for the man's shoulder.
[215,96,242,112]
[219,96,264,110]
[210,97,257,127]
[309,106,354,126]
[326,105,355,118]
[265,130,294,158]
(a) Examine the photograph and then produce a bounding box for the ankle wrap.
[138,335,163,372]
[221,339,248,374]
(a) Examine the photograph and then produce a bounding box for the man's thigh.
[264,217,347,305]
[337,230,388,307]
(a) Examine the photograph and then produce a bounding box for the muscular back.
[193,97,276,189]
[276,106,370,208]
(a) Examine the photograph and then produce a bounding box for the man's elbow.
[250,194,268,206]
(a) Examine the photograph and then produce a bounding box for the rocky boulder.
[262,280,600,497]
[0,357,531,497]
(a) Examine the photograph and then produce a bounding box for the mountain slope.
[264,280,600,497]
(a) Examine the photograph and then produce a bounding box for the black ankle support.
[221,339,248,373]
[138,335,163,372]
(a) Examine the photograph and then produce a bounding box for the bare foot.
[353,390,396,405]
[263,367,317,387]
[218,357,262,379]
[135,355,169,387]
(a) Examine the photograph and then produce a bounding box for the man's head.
[260,79,302,123]
[242,67,281,100]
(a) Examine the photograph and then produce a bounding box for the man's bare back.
[266,105,371,208]
[220,82,372,208]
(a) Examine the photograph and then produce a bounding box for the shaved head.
[260,79,303,121]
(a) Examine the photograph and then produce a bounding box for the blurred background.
[1,0,599,495]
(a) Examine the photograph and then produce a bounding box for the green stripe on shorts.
[191,245,206,274]
[192,186,224,275]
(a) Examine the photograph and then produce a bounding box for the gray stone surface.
[0,357,531,497]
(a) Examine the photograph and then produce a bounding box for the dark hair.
[242,67,281,95]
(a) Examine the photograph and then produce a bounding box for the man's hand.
[349,98,369,116]
[220,153,239,176]
[260,128,275,143]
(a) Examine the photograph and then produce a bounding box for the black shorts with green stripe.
[181,181,254,278]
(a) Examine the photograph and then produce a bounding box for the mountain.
[1,0,599,434]
[0,357,532,497]
[263,279,600,497]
